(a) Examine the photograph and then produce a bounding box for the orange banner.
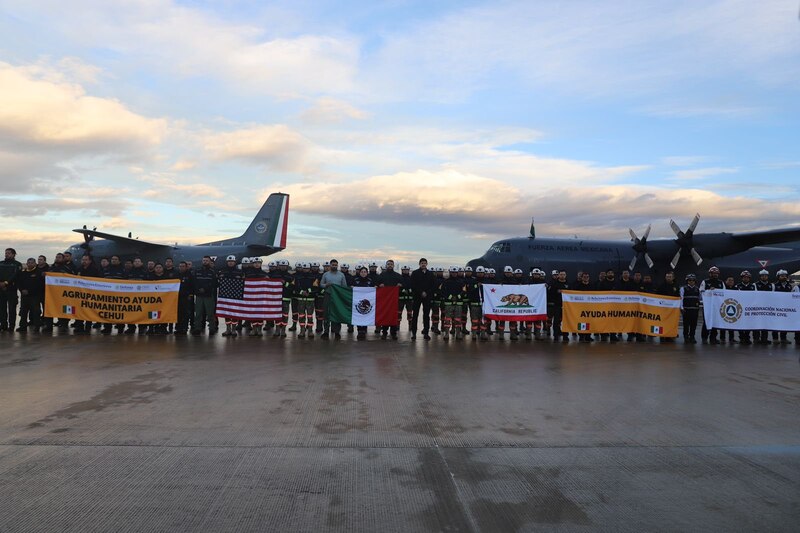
[44,273,179,324]
[561,290,681,337]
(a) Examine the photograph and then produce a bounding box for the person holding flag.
[351,266,374,341]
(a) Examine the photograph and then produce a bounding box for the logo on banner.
[356,299,373,315]
[651,325,664,334]
[720,298,743,324]
[499,294,531,307]
[578,322,590,331]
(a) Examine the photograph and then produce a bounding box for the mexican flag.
[149,311,162,320]
[578,322,590,331]
[650,325,664,334]
[62,305,76,315]
[327,285,399,326]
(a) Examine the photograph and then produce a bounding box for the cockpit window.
[490,242,511,253]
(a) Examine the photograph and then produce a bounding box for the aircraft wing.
[730,227,800,248]
[72,229,171,249]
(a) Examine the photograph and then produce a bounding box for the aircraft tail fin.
[201,193,289,249]
[242,193,289,249]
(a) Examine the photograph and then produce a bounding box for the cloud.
[661,156,712,167]
[0,61,166,153]
[671,167,738,181]
[365,0,800,102]
[140,176,226,200]
[0,197,128,217]
[300,97,370,124]
[280,169,800,238]
[19,0,359,97]
[202,125,313,172]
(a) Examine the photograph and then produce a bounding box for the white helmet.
[449,266,459,273]
[401,265,411,271]
[503,266,513,273]
[267,261,276,268]
[310,261,320,268]
[226,255,236,262]
[295,261,302,268]
[514,268,523,274]
[323,261,330,267]
[464,266,473,272]
[299,262,308,269]
[253,257,263,264]
[341,263,350,270]
[475,266,485,273]
[241,257,251,265]
[759,269,769,276]
[777,269,788,276]
[551,269,559,276]
[458,267,464,272]
[488,268,496,274]
[369,262,378,268]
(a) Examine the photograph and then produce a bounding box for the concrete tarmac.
[0,329,799,532]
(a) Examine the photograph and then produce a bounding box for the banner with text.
[44,273,179,324]
[703,289,800,331]
[482,284,547,322]
[561,290,681,337]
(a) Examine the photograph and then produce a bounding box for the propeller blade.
[642,224,651,241]
[670,249,682,270]
[645,253,654,269]
[690,248,703,266]
[629,229,638,242]
[688,214,700,234]
[629,257,637,271]
[669,219,682,237]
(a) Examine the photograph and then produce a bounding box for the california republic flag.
[482,284,547,322]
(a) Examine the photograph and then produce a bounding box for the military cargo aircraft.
[66,193,289,267]
[468,215,800,280]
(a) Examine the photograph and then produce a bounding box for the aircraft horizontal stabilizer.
[72,229,169,249]
[731,227,800,248]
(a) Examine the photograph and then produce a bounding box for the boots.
[222,324,233,337]
[455,328,463,340]
[510,330,518,341]
[480,331,488,341]
[273,326,281,338]
[249,325,260,337]
[524,330,532,341]
[298,324,306,338]
[280,325,287,338]
[307,326,314,339]
[443,328,449,341]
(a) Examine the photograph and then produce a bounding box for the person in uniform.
[529,268,547,340]
[62,251,75,273]
[293,262,316,338]
[463,266,482,340]
[575,272,594,342]
[484,268,496,335]
[699,266,724,344]
[497,266,520,341]
[440,266,465,341]
[734,271,756,345]
[773,269,794,344]
[410,258,435,341]
[680,274,700,344]
[17,258,44,333]
[0,248,23,333]
[352,266,374,340]
[549,270,569,342]
[245,257,268,337]
[175,261,194,336]
[399,265,414,334]
[275,259,294,338]
[656,271,679,343]
[430,267,444,335]
[35,256,51,333]
[377,260,403,340]
[74,255,101,335]
[717,276,738,344]
[754,269,774,345]
[218,256,244,337]
[596,269,618,342]
[102,255,127,335]
[311,262,326,334]
[191,255,218,336]
[288,262,302,332]
[146,263,169,335]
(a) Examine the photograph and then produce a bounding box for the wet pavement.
[0,330,799,532]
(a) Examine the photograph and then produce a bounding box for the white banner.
[703,289,800,331]
[482,284,548,322]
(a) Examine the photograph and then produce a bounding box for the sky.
[1,0,799,266]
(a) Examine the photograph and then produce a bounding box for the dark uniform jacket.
[17,267,44,297]
[440,277,465,302]
[657,281,680,298]
[192,266,217,296]
[377,269,403,287]
[352,275,374,288]
[410,268,435,299]
[0,259,22,293]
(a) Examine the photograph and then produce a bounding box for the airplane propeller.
[669,213,703,269]
[628,224,654,271]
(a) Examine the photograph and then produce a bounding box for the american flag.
[216,278,283,320]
